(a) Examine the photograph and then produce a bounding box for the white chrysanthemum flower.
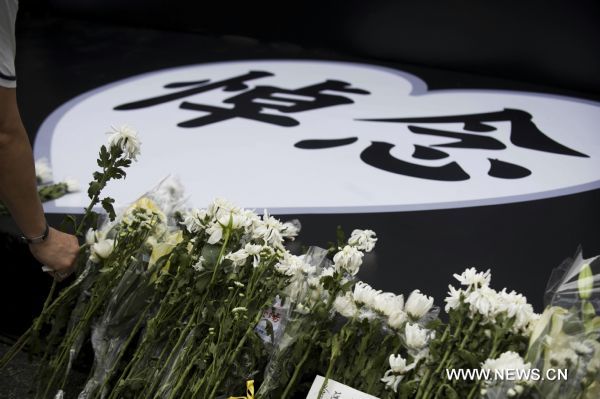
[570,341,594,355]
[192,257,205,272]
[453,267,491,288]
[333,245,364,276]
[107,125,141,160]
[282,219,301,240]
[320,267,334,278]
[90,239,115,262]
[333,293,358,318]
[388,310,408,330]
[405,290,434,320]
[207,198,240,219]
[445,284,463,313]
[357,307,378,321]
[225,244,263,268]
[348,229,377,252]
[85,227,110,247]
[495,289,537,333]
[225,249,249,267]
[295,303,310,315]
[275,254,315,277]
[35,158,53,184]
[307,276,322,288]
[381,354,417,393]
[549,347,579,368]
[244,244,264,267]
[86,228,97,245]
[353,281,381,308]
[252,211,286,247]
[465,286,498,317]
[380,372,402,393]
[405,323,429,350]
[63,178,79,193]
[181,208,208,233]
[206,212,250,244]
[389,354,415,374]
[482,351,531,381]
[373,292,404,317]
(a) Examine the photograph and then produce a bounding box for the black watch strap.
[21,223,50,244]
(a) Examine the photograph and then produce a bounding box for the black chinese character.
[115,71,369,127]
[361,108,587,157]
[295,108,587,181]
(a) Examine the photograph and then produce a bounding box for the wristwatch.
[21,223,50,244]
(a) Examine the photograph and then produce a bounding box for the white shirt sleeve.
[0,0,18,88]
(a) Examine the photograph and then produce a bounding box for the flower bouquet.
[0,126,598,399]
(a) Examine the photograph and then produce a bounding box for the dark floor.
[0,339,88,399]
[0,340,36,399]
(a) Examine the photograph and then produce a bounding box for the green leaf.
[88,181,102,199]
[110,143,122,158]
[115,158,132,168]
[99,145,110,165]
[111,167,127,179]
[101,197,116,221]
[60,214,78,233]
[398,380,419,398]
[441,384,460,399]
[194,273,211,293]
[456,348,478,368]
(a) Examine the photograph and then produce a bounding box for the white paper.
[306,375,380,399]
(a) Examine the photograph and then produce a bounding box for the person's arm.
[0,86,78,279]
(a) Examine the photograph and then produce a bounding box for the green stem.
[420,315,477,399]
[0,326,32,369]
[210,224,232,285]
[94,303,152,399]
[416,325,450,399]
[206,296,273,398]
[75,172,108,237]
[466,380,481,399]
[281,328,320,399]
[110,248,189,393]
[144,304,198,397]
[318,346,339,399]
[281,341,314,399]
[167,360,196,399]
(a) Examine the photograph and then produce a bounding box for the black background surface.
[1,4,599,336]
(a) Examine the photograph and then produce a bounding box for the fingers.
[41,264,75,282]
[53,268,74,282]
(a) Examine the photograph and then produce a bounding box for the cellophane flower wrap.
[521,249,600,399]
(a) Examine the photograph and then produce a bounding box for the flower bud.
[405,290,434,320]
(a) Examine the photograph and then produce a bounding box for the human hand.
[29,227,79,281]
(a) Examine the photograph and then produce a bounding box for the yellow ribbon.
[228,380,254,399]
